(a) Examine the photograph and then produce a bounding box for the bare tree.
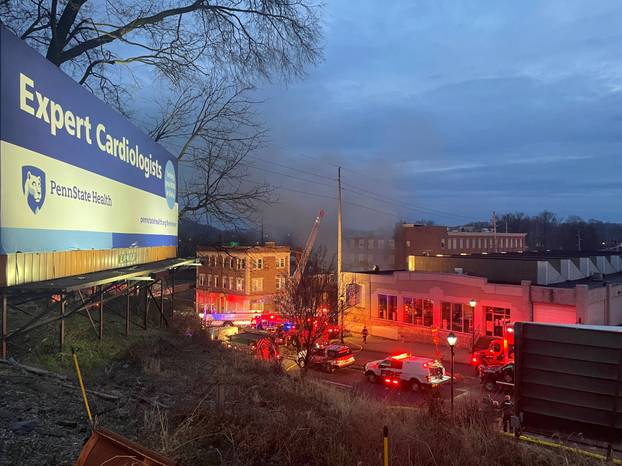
[1,0,322,225]
[274,251,337,374]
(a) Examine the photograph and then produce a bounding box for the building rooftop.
[197,243,290,254]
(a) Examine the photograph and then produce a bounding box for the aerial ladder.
[292,209,325,284]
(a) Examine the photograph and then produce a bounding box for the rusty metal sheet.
[75,427,178,466]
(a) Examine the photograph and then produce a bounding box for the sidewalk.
[342,334,473,365]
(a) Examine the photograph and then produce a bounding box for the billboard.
[514,323,622,444]
[0,26,178,285]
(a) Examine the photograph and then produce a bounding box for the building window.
[198,274,206,286]
[251,278,263,292]
[404,297,433,326]
[441,239,445,249]
[478,238,482,249]
[388,239,395,249]
[276,276,285,290]
[236,278,244,292]
[358,239,365,249]
[378,239,385,249]
[485,306,511,337]
[358,253,365,264]
[403,297,414,324]
[368,239,374,249]
[229,276,234,290]
[214,275,219,288]
[378,294,397,320]
[346,283,361,307]
[207,274,212,287]
[241,259,246,269]
[252,258,263,269]
[459,239,463,249]
[222,276,228,289]
[441,302,472,333]
[277,257,286,268]
[406,240,411,248]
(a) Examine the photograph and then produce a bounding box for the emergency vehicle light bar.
[391,353,409,360]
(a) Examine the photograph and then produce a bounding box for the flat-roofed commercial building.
[343,252,622,348]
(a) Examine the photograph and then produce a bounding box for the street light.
[447,332,457,417]
[469,299,476,348]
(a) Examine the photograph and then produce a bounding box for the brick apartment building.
[344,252,622,348]
[394,224,526,269]
[196,243,291,314]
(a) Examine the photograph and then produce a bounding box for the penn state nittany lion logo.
[22,166,46,214]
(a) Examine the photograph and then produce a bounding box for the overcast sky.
[252,0,622,242]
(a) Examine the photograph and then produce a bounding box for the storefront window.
[378,294,388,319]
[402,298,433,326]
[441,302,472,333]
[387,295,397,321]
[403,297,414,324]
[485,306,511,337]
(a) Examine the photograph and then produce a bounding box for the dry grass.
[137,342,600,466]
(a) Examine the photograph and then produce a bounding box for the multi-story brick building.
[195,242,291,315]
[395,224,526,269]
[343,231,395,271]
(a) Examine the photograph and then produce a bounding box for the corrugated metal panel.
[0,246,176,287]
[515,322,622,443]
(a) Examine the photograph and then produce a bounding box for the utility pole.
[492,211,498,253]
[577,229,582,251]
[338,167,344,343]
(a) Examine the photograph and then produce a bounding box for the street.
[282,341,485,408]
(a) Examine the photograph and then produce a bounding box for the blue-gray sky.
[255,0,622,240]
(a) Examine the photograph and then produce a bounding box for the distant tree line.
[469,211,622,251]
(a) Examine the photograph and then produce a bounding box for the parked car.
[364,353,450,392]
[297,344,355,373]
[479,362,514,392]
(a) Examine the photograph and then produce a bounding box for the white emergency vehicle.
[363,353,450,392]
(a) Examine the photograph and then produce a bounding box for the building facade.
[343,253,622,348]
[343,231,395,271]
[395,224,526,269]
[196,243,291,314]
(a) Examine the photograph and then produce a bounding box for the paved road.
[282,344,485,408]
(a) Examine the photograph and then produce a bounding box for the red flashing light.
[472,357,478,363]
[392,379,399,385]
[269,315,274,319]
[391,352,409,360]
[507,327,514,333]
[384,378,391,383]
[423,361,430,369]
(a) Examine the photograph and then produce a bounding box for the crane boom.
[293,209,325,283]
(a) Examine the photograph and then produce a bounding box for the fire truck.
[471,324,515,372]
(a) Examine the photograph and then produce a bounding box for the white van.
[363,353,450,392]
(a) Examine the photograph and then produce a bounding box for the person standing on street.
[362,325,368,344]
[501,395,514,433]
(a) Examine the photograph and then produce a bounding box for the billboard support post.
[59,294,65,351]
[98,286,104,340]
[171,270,175,321]
[2,294,7,359]
[159,279,164,328]
[125,282,131,336]
[143,286,148,331]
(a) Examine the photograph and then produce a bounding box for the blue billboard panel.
[0,26,178,254]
